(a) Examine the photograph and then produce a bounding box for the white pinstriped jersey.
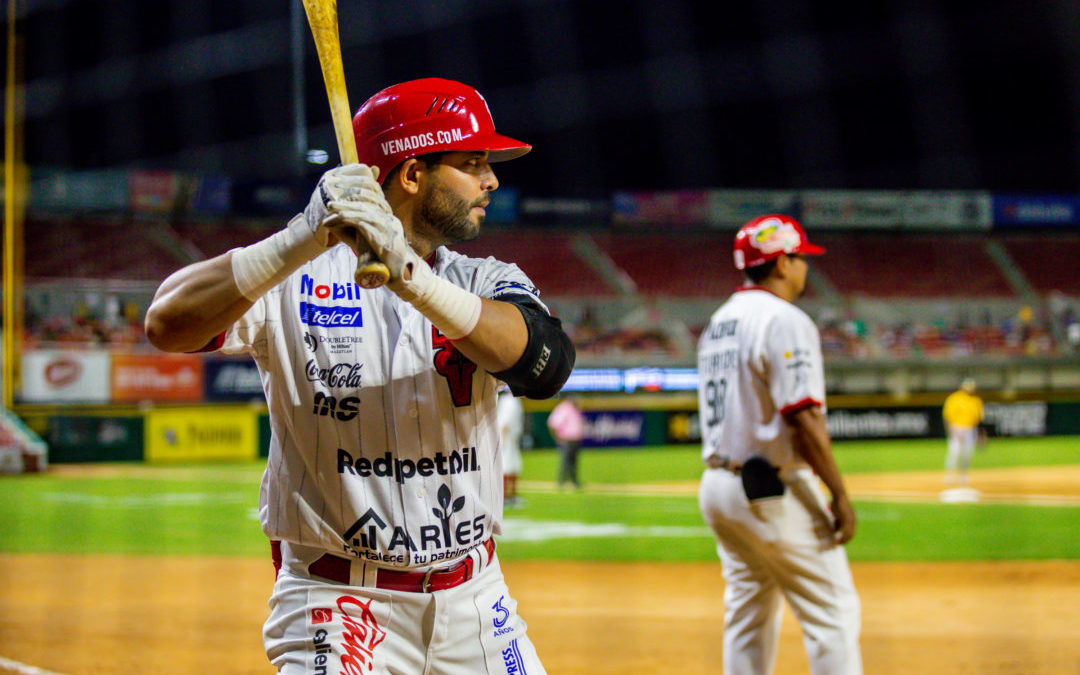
[220,241,547,570]
[696,287,825,469]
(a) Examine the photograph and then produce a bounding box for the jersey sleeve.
[472,257,549,314]
[765,311,826,417]
[218,293,271,359]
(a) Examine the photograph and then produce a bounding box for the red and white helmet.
[353,78,531,183]
[733,214,825,270]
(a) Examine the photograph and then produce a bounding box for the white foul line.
[0,657,67,675]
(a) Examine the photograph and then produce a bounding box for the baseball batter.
[696,214,862,675]
[144,78,574,675]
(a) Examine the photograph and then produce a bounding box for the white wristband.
[231,214,326,301]
[409,275,483,340]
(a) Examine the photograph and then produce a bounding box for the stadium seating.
[809,233,1014,297]
[453,230,611,296]
[588,231,745,297]
[998,232,1080,294]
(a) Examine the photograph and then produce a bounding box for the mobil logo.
[299,274,363,328]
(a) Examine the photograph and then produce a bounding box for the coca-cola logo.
[305,360,362,389]
[45,357,82,387]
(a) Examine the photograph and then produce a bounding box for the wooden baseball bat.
[301,0,391,290]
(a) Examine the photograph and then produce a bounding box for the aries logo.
[341,485,486,559]
[44,357,82,387]
[312,392,359,421]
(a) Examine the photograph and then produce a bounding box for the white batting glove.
[327,200,481,340]
[305,164,389,246]
[230,164,385,301]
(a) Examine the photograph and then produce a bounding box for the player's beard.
[418,180,484,245]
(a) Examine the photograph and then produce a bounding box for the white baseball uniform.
[219,240,548,674]
[696,286,862,675]
[497,389,524,477]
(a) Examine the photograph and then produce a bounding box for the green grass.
[522,435,1080,484]
[1,436,1077,562]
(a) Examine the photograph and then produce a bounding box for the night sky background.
[9,0,1080,198]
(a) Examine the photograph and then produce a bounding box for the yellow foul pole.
[3,0,21,410]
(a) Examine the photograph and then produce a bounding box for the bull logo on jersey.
[432,326,476,406]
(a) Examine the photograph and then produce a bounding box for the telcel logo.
[300,274,364,328]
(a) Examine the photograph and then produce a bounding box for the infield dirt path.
[1,466,1078,674]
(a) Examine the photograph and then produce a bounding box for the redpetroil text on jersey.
[337,447,480,483]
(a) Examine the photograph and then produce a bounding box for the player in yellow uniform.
[943,378,984,486]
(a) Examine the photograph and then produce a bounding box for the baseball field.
[1,436,1079,674]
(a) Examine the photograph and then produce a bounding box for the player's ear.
[396,158,426,195]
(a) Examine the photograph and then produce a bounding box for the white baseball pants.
[946,425,978,477]
[263,554,546,675]
[699,467,863,675]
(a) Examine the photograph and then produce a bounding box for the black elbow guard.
[493,299,575,399]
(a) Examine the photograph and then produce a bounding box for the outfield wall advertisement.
[21,350,111,403]
[663,402,1057,444]
[145,406,258,462]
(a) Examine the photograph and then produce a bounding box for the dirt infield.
[2,465,1079,674]
[0,555,1078,674]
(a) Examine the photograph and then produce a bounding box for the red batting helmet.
[733,214,825,270]
[353,78,531,183]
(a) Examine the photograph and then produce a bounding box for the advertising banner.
[21,349,111,403]
[612,190,711,227]
[145,406,258,462]
[561,367,698,393]
[191,175,233,214]
[111,353,203,402]
[707,189,798,227]
[666,402,1057,443]
[800,190,991,229]
[520,197,610,223]
[204,358,265,402]
[130,169,180,212]
[31,169,130,211]
[983,402,1047,436]
[231,179,303,215]
[800,190,904,228]
[582,410,647,447]
[992,194,1080,226]
[46,415,144,463]
[901,191,992,229]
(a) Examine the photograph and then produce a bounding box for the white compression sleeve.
[231,214,326,301]
[408,274,483,340]
[394,260,481,340]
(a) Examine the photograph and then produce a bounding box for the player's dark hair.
[381,152,450,194]
[744,258,779,284]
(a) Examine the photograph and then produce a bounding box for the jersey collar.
[735,284,784,300]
